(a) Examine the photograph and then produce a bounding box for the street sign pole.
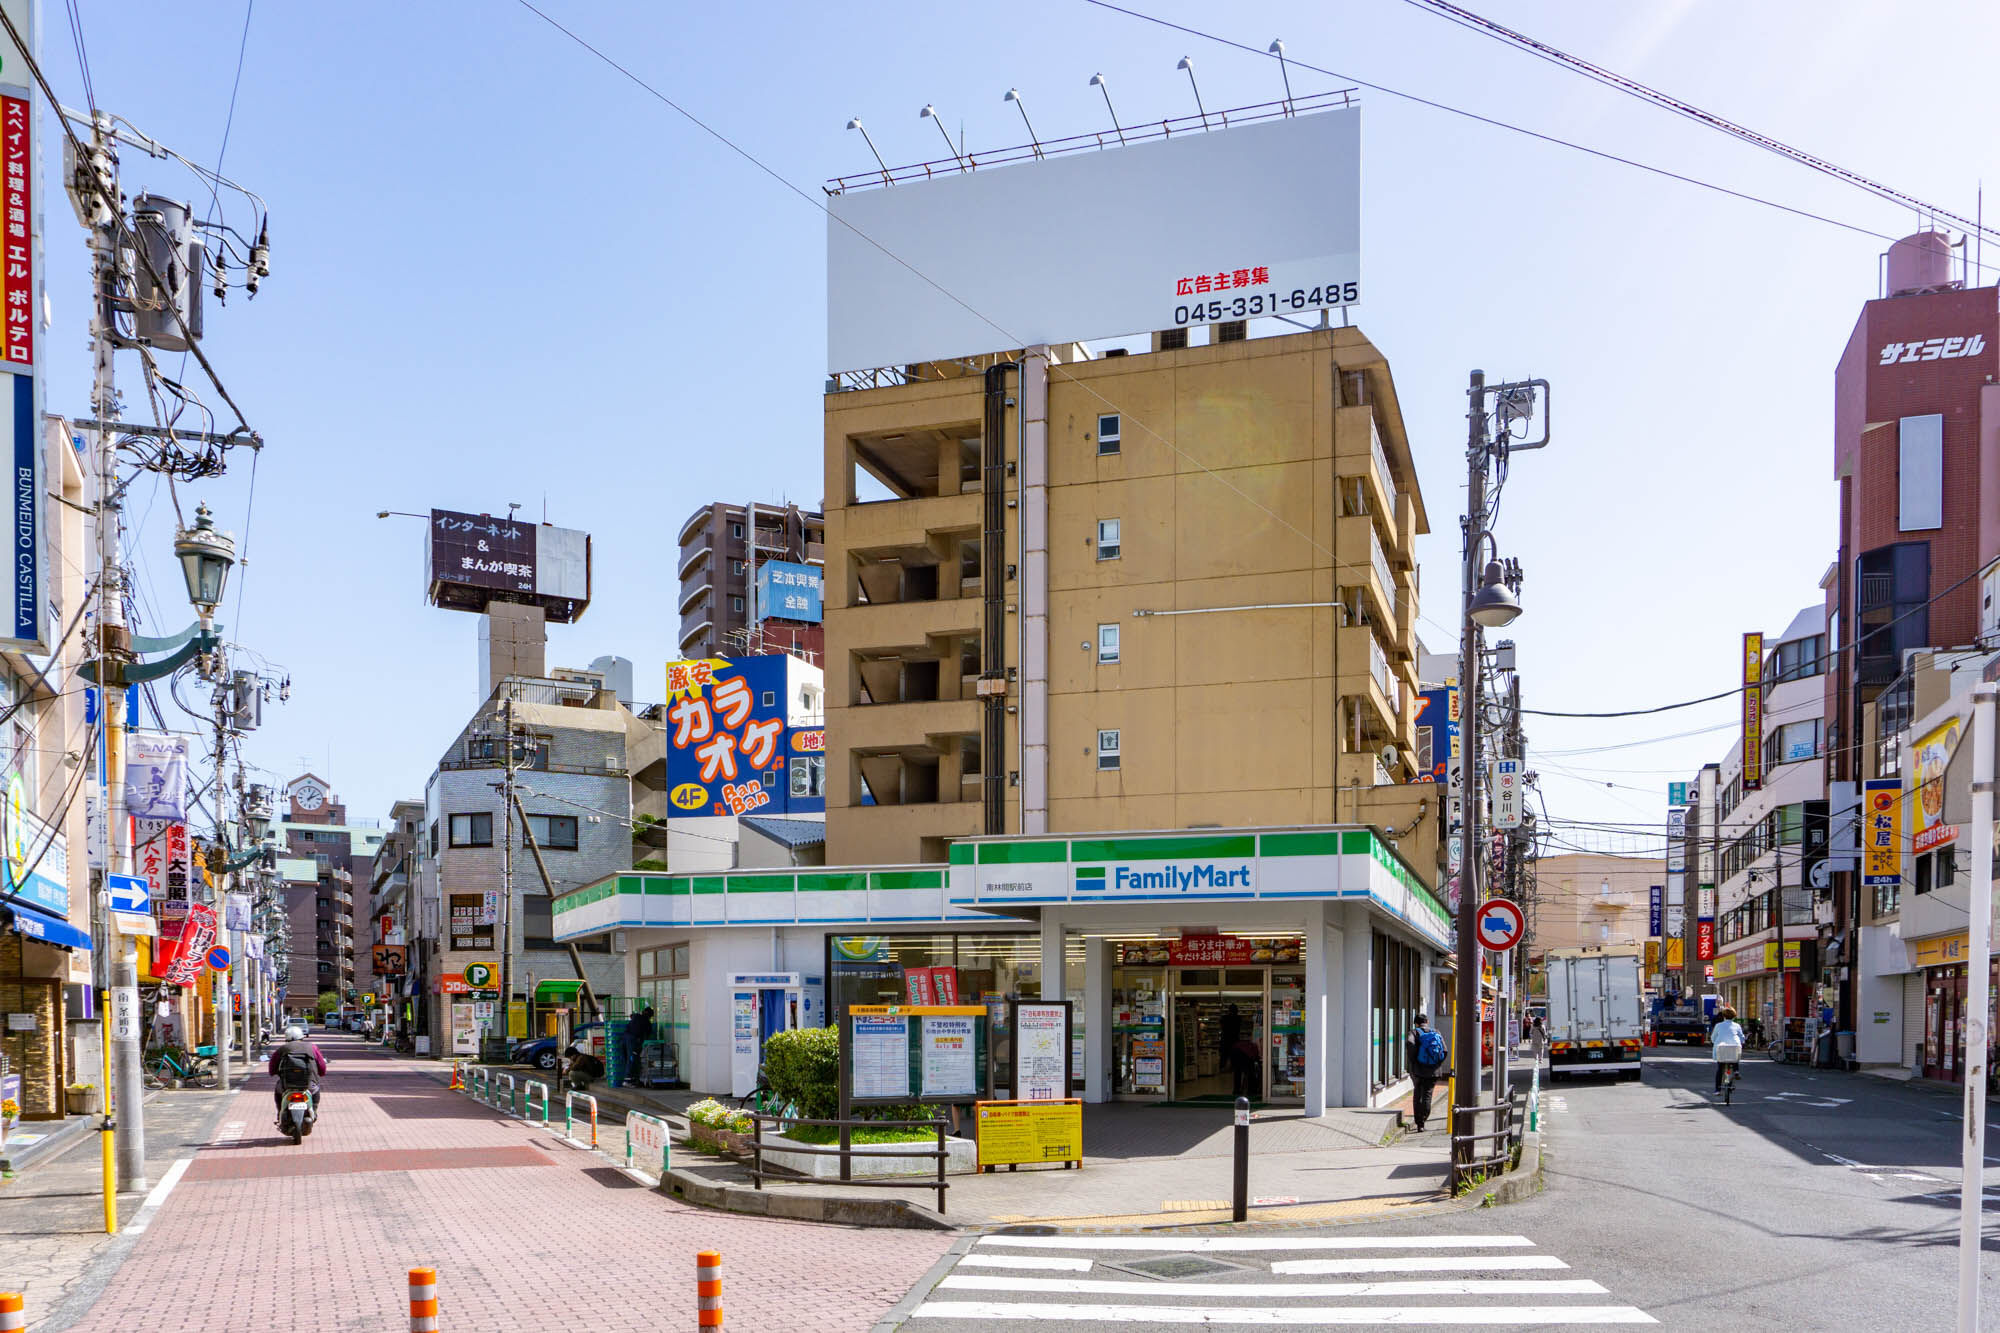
[1957,684,1995,1333]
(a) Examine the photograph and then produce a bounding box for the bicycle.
[1718,1061,1739,1104]
[1767,1038,1810,1065]
[144,1046,217,1089]
[1715,1040,1743,1104]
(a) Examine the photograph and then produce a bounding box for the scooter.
[280,1087,317,1144]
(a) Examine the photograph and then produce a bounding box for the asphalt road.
[885,1052,2000,1329]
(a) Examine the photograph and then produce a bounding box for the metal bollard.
[408,1267,438,1332]
[696,1250,723,1330]
[565,1089,599,1148]
[2,1291,25,1332]
[1232,1096,1250,1223]
[524,1080,550,1127]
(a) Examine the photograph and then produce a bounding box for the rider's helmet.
[285,1024,306,1041]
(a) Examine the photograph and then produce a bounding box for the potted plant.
[66,1083,99,1116]
[684,1099,759,1155]
[1,1096,18,1134]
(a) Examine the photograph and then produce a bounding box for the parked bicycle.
[1766,1038,1811,1065]
[144,1045,217,1089]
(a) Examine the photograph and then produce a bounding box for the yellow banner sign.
[1742,633,1764,791]
[1913,716,1963,854]
[1643,941,1659,975]
[1664,938,1684,968]
[1863,779,1902,886]
[975,1099,1083,1169]
[1713,940,1802,979]
[1912,932,1973,970]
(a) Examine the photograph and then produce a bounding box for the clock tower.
[284,773,341,825]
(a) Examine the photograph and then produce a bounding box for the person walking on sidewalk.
[1407,1013,1450,1132]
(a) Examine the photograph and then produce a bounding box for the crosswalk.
[906,1233,1656,1326]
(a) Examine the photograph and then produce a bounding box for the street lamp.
[1088,73,1126,145]
[1003,89,1044,158]
[173,503,236,632]
[1469,560,1522,628]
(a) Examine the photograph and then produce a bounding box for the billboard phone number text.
[1174,283,1358,326]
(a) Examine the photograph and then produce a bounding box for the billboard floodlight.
[919,104,965,170]
[1003,88,1044,159]
[845,118,893,186]
[1269,40,1295,115]
[1176,56,1210,130]
[1088,73,1126,145]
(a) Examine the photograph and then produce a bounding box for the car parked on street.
[512,1021,605,1071]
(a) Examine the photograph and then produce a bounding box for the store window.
[825,932,1040,1025]
[448,893,494,950]
[639,943,692,1071]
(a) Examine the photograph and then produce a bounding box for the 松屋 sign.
[1878,335,1986,365]
[1862,778,1902,886]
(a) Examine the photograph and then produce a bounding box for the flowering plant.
[684,1098,755,1136]
[1,1097,19,1119]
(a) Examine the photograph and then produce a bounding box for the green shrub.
[314,991,339,1017]
[763,1026,839,1121]
[781,1123,939,1145]
[633,858,669,871]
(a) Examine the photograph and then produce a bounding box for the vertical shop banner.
[904,968,935,1005]
[1862,778,1902,886]
[1911,716,1963,854]
[0,11,43,657]
[1492,758,1522,829]
[161,902,217,986]
[125,732,189,821]
[1741,633,1764,792]
[1802,800,1830,891]
[1695,919,1716,961]
[1668,781,1688,807]
[1648,886,1662,938]
[663,655,793,818]
[224,892,252,932]
[1666,807,1687,873]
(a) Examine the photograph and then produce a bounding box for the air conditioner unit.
[611,930,629,953]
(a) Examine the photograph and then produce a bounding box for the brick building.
[274,775,384,1014]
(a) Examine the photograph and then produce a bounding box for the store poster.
[920,1015,977,1098]
[1013,1002,1068,1101]
[852,1015,911,1100]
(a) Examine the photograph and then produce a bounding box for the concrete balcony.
[836,491,981,554]
[1339,624,1402,742]
[835,697,981,752]
[1335,515,1397,629]
[830,594,981,655]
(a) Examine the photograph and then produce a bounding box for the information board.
[1011,1000,1072,1102]
[852,1015,911,1100]
[921,1015,977,1098]
[975,1099,1083,1170]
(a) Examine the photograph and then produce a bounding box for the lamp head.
[1177,56,1194,71]
[1469,559,1522,628]
[1089,72,1108,88]
[174,502,237,621]
[845,117,864,131]
[1004,88,1022,104]
[920,104,938,120]
[1269,38,1286,56]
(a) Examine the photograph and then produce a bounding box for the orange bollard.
[2,1291,25,1333]
[696,1250,723,1329]
[409,1267,438,1332]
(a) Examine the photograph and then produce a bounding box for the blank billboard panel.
[827,108,1360,372]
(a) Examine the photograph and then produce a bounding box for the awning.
[533,979,584,1001]
[4,898,92,951]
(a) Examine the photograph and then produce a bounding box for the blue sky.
[44,1,2000,846]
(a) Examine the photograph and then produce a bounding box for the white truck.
[1544,945,1646,1082]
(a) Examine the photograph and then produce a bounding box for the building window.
[1898,413,1944,532]
[731,595,745,613]
[1939,849,1958,888]
[1097,414,1121,455]
[731,559,747,575]
[1873,880,1900,917]
[1762,719,1821,771]
[1915,853,1933,895]
[448,812,493,847]
[790,753,825,797]
[525,814,579,850]
[1856,541,1930,687]
[1097,518,1121,561]
[1764,635,1825,684]
[428,821,439,857]
[1217,320,1247,343]
[1098,729,1121,770]
[760,690,777,707]
[730,521,744,538]
[1097,623,1120,664]
[448,893,494,951]
[1159,327,1189,350]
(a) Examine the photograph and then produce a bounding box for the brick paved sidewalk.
[43,1035,950,1333]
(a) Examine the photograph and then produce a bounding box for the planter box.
[66,1088,100,1116]
[759,1134,977,1179]
[689,1122,758,1156]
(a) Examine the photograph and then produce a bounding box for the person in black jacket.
[1405,1012,1450,1132]
[626,1005,655,1082]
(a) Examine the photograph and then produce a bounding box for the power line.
[1399,0,2000,249]
[1082,0,1904,245]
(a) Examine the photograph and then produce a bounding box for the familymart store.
[552,826,1452,1116]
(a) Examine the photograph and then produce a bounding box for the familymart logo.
[1075,863,1254,893]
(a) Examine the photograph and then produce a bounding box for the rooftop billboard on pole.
[827,106,1360,372]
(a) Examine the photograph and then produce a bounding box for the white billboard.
[827,108,1360,372]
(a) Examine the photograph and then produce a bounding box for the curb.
[0,1114,97,1175]
[662,1159,955,1231]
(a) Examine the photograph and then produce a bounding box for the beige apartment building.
[1528,853,1668,994]
[821,325,1433,867]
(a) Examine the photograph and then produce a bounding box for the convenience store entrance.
[1114,957,1307,1105]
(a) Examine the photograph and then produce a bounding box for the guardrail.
[625,1110,671,1183]
[564,1090,599,1149]
[470,1066,491,1106]
[750,1113,949,1215]
[493,1071,517,1117]
[1449,1088,1527,1189]
[523,1080,550,1127]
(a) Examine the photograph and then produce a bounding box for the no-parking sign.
[1476,897,1525,951]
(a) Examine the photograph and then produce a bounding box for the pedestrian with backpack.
[267,1024,327,1123]
[1406,1012,1451,1132]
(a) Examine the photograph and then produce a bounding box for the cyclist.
[1710,1005,1746,1094]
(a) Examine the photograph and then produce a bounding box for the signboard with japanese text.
[1666,807,1687,873]
[1414,684,1459,786]
[1668,782,1688,807]
[425,508,591,622]
[0,7,43,655]
[1803,801,1830,891]
[1648,886,1662,938]
[1741,633,1764,791]
[1492,758,1522,830]
[1862,779,1902,886]
[1011,1000,1071,1102]
[1911,715,1963,854]
[160,903,217,987]
[975,1099,1083,1169]
[851,1014,913,1101]
[827,107,1360,372]
[755,559,822,623]
[665,655,804,819]
[136,819,194,924]
[1695,919,1716,961]
[1117,935,1302,967]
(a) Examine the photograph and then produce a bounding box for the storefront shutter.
[1901,973,1926,1073]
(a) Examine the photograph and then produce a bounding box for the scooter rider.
[268,1024,327,1120]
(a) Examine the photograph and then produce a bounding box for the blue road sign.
[107,873,149,914]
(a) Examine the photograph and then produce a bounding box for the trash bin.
[1836,1030,1855,1063]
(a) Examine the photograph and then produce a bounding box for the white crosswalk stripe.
[907,1233,1657,1326]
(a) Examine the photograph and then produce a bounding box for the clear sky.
[43,0,2000,849]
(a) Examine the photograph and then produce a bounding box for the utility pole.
[1451,371,1490,1188]
[1956,682,1994,1333]
[210,672,232,1093]
[497,691,518,1055]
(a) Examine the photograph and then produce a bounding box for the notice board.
[975,1098,1083,1171]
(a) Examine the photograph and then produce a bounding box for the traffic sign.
[1476,897,1525,951]
[106,872,149,913]
[205,944,231,971]
[362,992,377,1007]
